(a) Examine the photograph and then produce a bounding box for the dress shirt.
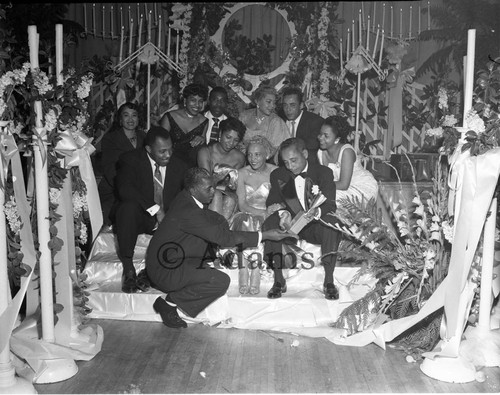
[146,154,166,216]
[287,110,304,138]
[204,111,228,144]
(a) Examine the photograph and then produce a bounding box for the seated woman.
[230,135,279,295]
[160,83,209,167]
[197,117,246,220]
[98,102,146,227]
[317,115,378,204]
[239,85,290,163]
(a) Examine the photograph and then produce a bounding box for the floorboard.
[33,319,500,394]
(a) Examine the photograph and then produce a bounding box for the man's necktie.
[210,118,220,142]
[296,171,307,179]
[154,163,163,210]
[290,120,296,138]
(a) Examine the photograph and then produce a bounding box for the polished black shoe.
[267,281,287,299]
[153,297,187,328]
[136,269,151,292]
[323,283,339,300]
[122,270,139,293]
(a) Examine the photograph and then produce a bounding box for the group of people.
[97,83,378,329]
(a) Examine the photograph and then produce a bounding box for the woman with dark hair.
[98,102,146,226]
[197,117,246,220]
[317,115,378,203]
[239,85,290,162]
[160,83,209,167]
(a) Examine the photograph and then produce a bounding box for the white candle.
[346,28,350,60]
[120,6,123,33]
[427,1,431,30]
[111,5,114,38]
[399,8,402,39]
[102,4,105,38]
[128,5,131,25]
[154,3,158,23]
[418,5,421,35]
[366,15,370,49]
[84,4,87,33]
[340,37,343,70]
[167,27,171,57]
[129,19,134,55]
[92,3,96,35]
[463,29,476,122]
[55,24,63,85]
[378,30,385,66]
[136,3,140,21]
[372,25,380,58]
[361,2,365,30]
[148,10,152,42]
[176,29,180,63]
[358,10,362,46]
[352,20,355,51]
[409,6,412,38]
[137,14,143,49]
[158,15,162,48]
[372,2,376,32]
[382,3,386,32]
[119,26,124,62]
[390,6,393,38]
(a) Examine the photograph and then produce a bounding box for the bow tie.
[295,172,307,179]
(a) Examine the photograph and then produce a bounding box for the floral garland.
[170,3,193,91]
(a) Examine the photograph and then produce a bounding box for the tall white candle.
[154,3,158,23]
[167,27,171,57]
[382,3,386,32]
[418,5,421,35]
[340,37,343,70]
[346,28,350,60]
[137,14,143,49]
[92,3,96,35]
[128,5,131,25]
[158,15,162,48]
[352,19,355,50]
[358,10,362,46]
[427,1,431,30]
[361,2,365,30]
[372,25,380,58]
[129,19,134,56]
[55,24,63,85]
[102,4,105,38]
[111,5,114,38]
[372,2,376,32]
[119,26,124,62]
[84,4,87,33]
[378,30,385,66]
[390,6,393,38]
[366,15,370,49]
[463,29,476,122]
[136,3,140,21]
[120,6,123,33]
[176,29,180,63]
[148,10,152,42]
[409,6,412,38]
[399,8,402,39]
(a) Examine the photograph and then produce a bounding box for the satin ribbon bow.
[305,98,339,119]
[55,129,95,168]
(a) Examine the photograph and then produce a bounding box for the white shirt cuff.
[147,204,160,216]
[257,231,262,245]
[314,208,322,220]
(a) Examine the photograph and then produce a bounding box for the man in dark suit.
[280,86,324,163]
[204,86,229,144]
[112,126,189,293]
[262,138,342,300]
[146,167,296,328]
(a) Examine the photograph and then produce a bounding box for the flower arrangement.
[170,3,193,91]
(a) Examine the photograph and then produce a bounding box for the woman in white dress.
[230,135,280,294]
[317,116,378,204]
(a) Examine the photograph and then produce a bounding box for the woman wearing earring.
[197,117,246,220]
[239,85,290,163]
[98,102,146,227]
[317,115,378,204]
[160,83,209,167]
[230,135,281,294]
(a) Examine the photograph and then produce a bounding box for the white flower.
[33,70,51,95]
[442,220,454,243]
[311,185,320,195]
[464,109,486,134]
[79,222,88,245]
[73,191,88,218]
[49,188,61,204]
[441,114,458,127]
[438,88,448,110]
[4,196,22,235]
[44,108,58,131]
[426,127,444,137]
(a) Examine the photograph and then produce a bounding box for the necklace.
[255,108,266,125]
[248,164,266,175]
[185,110,195,119]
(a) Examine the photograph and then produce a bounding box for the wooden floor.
[34,319,500,394]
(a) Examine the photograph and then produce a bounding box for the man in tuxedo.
[204,86,229,144]
[146,167,296,328]
[262,138,342,300]
[112,126,189,293]
[280,86,324,163]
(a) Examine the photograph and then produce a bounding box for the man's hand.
[262,229,299,241]
[156,208,165,224]
[278,210,292,231]
[303,207,319,222]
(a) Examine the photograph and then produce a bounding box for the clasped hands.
[190,135,205,147]
[278,208,319,231]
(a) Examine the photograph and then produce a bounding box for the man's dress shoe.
[122,270,138,293]
[153,297,187,328]
[323,283,339,300]
[136,269,151,292]
[267,281,287,299]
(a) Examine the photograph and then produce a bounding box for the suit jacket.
[266,160,336,222]
[113,148,188,214]
[279,110,324,153]
[146,189,259,277]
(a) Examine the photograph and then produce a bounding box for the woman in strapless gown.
[230,135,280,294]
[317,116,378,204]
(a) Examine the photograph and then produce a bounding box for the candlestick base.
[32,358,78,384]
[420,355,476,383]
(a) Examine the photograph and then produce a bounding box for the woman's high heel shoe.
[249,265,260,295]
[238,267,249,294]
